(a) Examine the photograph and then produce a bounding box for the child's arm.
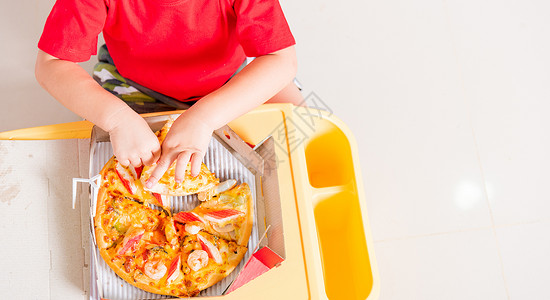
[145,46,297,187]
[35,50,161,167]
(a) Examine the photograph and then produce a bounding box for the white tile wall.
[496,221,550,299]
[375,229,508,300]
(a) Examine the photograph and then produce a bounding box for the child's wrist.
[185,96,229,130]
[182,107,218,132]
[103,104,138,133]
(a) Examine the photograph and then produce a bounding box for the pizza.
[140,118,219,197]
[94,158,253,297]
[93,120,254,297]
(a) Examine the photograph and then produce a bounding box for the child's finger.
[146,152,177,188]
[128,155,142,167]
[189,152,203,177]
[151,147,161,165]
[141,139,161,166]
[175,151,192,183]
[141,150,156,166]
[118,157,130,167]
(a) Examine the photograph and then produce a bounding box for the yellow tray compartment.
[290,108,379,300]
[314,191,373,299]
[305,120,355,188]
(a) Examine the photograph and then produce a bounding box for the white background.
[1,0,549,299]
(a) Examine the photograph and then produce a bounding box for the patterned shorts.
[92,45,247,114]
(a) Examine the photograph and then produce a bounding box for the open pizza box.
[85,113,286,299]
[0,104,380,300]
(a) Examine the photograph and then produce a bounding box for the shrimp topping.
[213,223,234,233]
[187,250,209,271]
[144,259,167,280]
[185,223,202,235]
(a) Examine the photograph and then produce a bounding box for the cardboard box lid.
[0,139,90,299]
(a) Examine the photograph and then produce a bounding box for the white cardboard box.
[0,139,90,299]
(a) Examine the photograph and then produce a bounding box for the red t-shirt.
[38,0,295,101]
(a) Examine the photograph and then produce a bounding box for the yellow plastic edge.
[0,120,94,140]
[287,106,380,300]
[0,111,187,141]
[318,111,381,300]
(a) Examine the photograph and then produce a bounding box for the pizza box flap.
[0,139,90,299]
[225,246,284,294]
[250,136,284,255]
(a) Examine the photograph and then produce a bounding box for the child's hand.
[145,113,213,188]
[109,114,161,167]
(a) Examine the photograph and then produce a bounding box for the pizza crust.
[195,245,248,291]
[237,185,254,247]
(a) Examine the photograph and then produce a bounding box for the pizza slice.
[181,231,248,296]
[99,225,192,297]
[94,187,190,296]
[99,156,170,209]
[94,167,169,249]
[140,118,219,196]
[173,183,254,246]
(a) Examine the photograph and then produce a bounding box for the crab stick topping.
[166,255,181,283]
[118,228,145,255]
[152,193,169,207]
[115,162,138,195]
[203,209,244,225]
[134,166,143,179]
[173,212,202,224]
[197,233,222,264]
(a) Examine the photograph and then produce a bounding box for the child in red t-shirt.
[35,0,302,187]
